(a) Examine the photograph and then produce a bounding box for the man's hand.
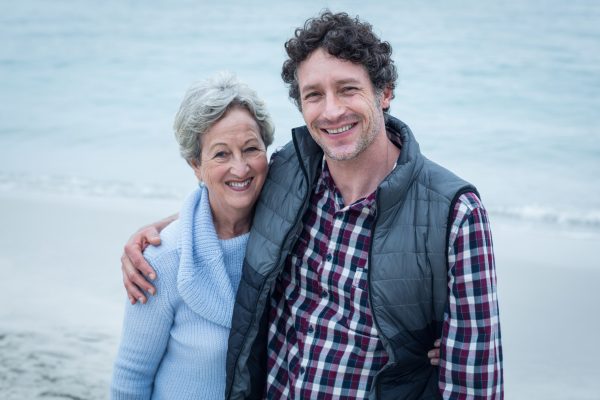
[427,339,441,366]
[121,214,177,304]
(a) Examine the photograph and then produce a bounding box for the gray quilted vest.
[226,115,477,400]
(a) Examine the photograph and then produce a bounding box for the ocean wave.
[2,172,599,230]
[0,172,185,201]
[489,204,600,229]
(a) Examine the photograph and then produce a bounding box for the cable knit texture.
[111,185,247,399]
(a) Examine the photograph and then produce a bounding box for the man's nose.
[322,94,344,121]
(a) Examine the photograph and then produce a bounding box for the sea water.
[1,0,599,230]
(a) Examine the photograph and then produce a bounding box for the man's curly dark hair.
[282,10,397,112]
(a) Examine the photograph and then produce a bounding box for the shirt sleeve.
[110,253,176,400]
[439,192,504,399]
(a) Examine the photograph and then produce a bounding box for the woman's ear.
[189,159,203,182]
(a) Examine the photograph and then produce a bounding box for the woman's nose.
[230,156,250,176]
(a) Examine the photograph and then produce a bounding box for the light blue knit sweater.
[111,186,248,400]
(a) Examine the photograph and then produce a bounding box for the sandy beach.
[0,191,178,399]
[1,190,599,399]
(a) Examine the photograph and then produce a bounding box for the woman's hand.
[427,339,441,366]
[121,214,177,304]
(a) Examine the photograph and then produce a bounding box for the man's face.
[296,48,392,162]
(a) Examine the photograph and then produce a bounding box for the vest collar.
[291,115,425,214]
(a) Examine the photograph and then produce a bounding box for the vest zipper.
[226,129,314,399]
[368,190,394,399]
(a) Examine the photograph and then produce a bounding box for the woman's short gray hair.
[173,71,275,163]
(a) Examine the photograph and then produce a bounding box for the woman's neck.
[211,209,252,239]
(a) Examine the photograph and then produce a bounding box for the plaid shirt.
[441,191,503,399]
[266,161,503,399]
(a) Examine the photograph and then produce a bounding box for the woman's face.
[191,106,268,222]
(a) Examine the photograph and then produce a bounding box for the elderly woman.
[110,72,273,399]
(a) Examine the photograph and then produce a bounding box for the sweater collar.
[177,185,238,328]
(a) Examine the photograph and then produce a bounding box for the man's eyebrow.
[300,78,363,94]
[300,83,320,94]
[335,78,362,86]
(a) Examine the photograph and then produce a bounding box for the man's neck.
[326,132,400,206]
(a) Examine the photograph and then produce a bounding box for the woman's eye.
[244,146,260,153]
[214,151,228,159]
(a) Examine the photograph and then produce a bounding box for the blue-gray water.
[2,0,599,229]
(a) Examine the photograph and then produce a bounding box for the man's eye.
[342,86,358,93]
[303,92,320,101]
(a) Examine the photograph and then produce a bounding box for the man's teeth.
[326,124,353,134]
[227,179,251,188]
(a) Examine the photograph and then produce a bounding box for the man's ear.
[380,86,393,110]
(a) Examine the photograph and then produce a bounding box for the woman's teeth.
[227,178,251,188]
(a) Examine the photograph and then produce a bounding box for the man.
[122,11,502,399]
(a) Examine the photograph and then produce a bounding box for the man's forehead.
[297,51,369,88]
[299,76,362,89]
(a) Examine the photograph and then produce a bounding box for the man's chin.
[323,149,360,162]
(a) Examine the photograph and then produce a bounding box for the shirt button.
[300,367,306,375]
[308,325,314,334]
[321,290,328,298]
[326,253,332,261]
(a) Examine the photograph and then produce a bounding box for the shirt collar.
[314,130,402,212]
[315,158,377,213]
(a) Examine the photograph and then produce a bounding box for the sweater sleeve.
[110,251,177,400]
